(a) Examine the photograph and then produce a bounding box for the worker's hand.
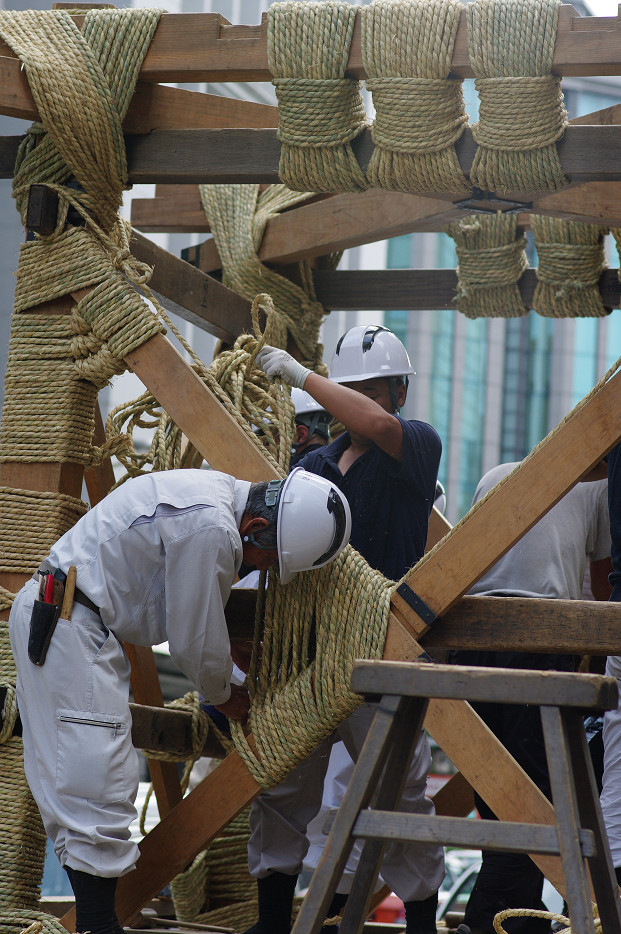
[214,684,250,721]
[256,345,311,390]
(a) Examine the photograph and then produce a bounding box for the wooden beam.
[129,230,252,344]
[3,8,621,86]
[226,588,621,655]
[4,126,620,187]
[0,54,278,129]
[312,267,621,311]
[184,190,465,272]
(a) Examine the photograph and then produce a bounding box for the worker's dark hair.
[246,481,279,548]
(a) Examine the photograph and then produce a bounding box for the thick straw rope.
[361,0,468,193]
[467,0,568,193]
[531,216,610,318]
[446,213,528,318]
[267,1,369,193]
[231,546,396,789]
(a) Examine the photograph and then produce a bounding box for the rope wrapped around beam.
[531,216,610,318]
[446,213,528,319]
[467,0,568,193]
[361,0,468,193]
[267,1,369,193]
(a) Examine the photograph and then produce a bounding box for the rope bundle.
[361,0,468,192]
[531,216,610,318]
[446,213,528,319]
[467,0,568,193]
[231,548,396,789]
[267,1,369,192]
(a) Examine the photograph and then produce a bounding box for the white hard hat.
[276,468,351,584]
[329,325,414,384]
[291,387,326,417]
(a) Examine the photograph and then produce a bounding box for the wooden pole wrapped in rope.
[361,0,469,193]
[446,213,529,319]
[531,216,610,318]
[467,0,569,193]
[267,1,369,193]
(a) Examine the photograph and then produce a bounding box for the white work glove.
[256,345,311,389]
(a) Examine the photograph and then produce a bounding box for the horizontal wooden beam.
[0,693,228,759]
[3,126,620,189]
[312,267,621,311]
[2,8,621,86]
[0,54,278,129]
[225,589,621,654]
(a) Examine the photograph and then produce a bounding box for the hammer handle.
[60,566,77,620]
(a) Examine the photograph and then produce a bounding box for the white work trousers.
[9,578,140,878]
[601,654,621,868]
[248,703,445,902]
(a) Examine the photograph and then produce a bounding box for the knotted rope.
[531,216,610,318]
[467,0,568,193]
[267,1,369,193]
[446,213,528,319]
[361,0,468,193]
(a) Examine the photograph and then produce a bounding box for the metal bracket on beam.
[395,583,437,627]
[455,187,533,215]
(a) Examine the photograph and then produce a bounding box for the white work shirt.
[48,469,251,705]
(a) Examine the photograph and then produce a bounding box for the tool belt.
[28,564,100,666]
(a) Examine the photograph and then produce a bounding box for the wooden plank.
[115,125,621,186]
[129,703,226,758]
[350,661,619,710]
[389,368,621,640]
[124,643,184,817]
[3,9,621,85]
[129,230,252,344]
[224,589,621,654]
[0,54,278,130]
[185,190,465,272]
[312,267,621,312]
[124,333,279,482]
[5,126,619,187]
[353,810,594,856]
[131,186,211,234]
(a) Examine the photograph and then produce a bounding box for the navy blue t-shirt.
[297,416,441,582]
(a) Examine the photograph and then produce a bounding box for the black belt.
[37,564,101,617]
[73,588,101,616]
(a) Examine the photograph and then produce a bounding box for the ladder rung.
[348,811,596,858]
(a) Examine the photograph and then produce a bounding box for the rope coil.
[362,0,468,193]
[446,213,528,319]
[267,1,369,192]
[467,0,568,193]
[531,216,609,318]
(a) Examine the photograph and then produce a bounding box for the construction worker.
[246,325,445,934]
[9,467,351,934]
[290,387,332,467]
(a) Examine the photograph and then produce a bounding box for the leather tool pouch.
[28,598,61,666]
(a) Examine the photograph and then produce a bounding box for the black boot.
[243,871,298,934]
[404,891,438,934]
[65,867,124,934]
[321,891,348,933]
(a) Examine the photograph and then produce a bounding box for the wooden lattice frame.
[1,5,621,929]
